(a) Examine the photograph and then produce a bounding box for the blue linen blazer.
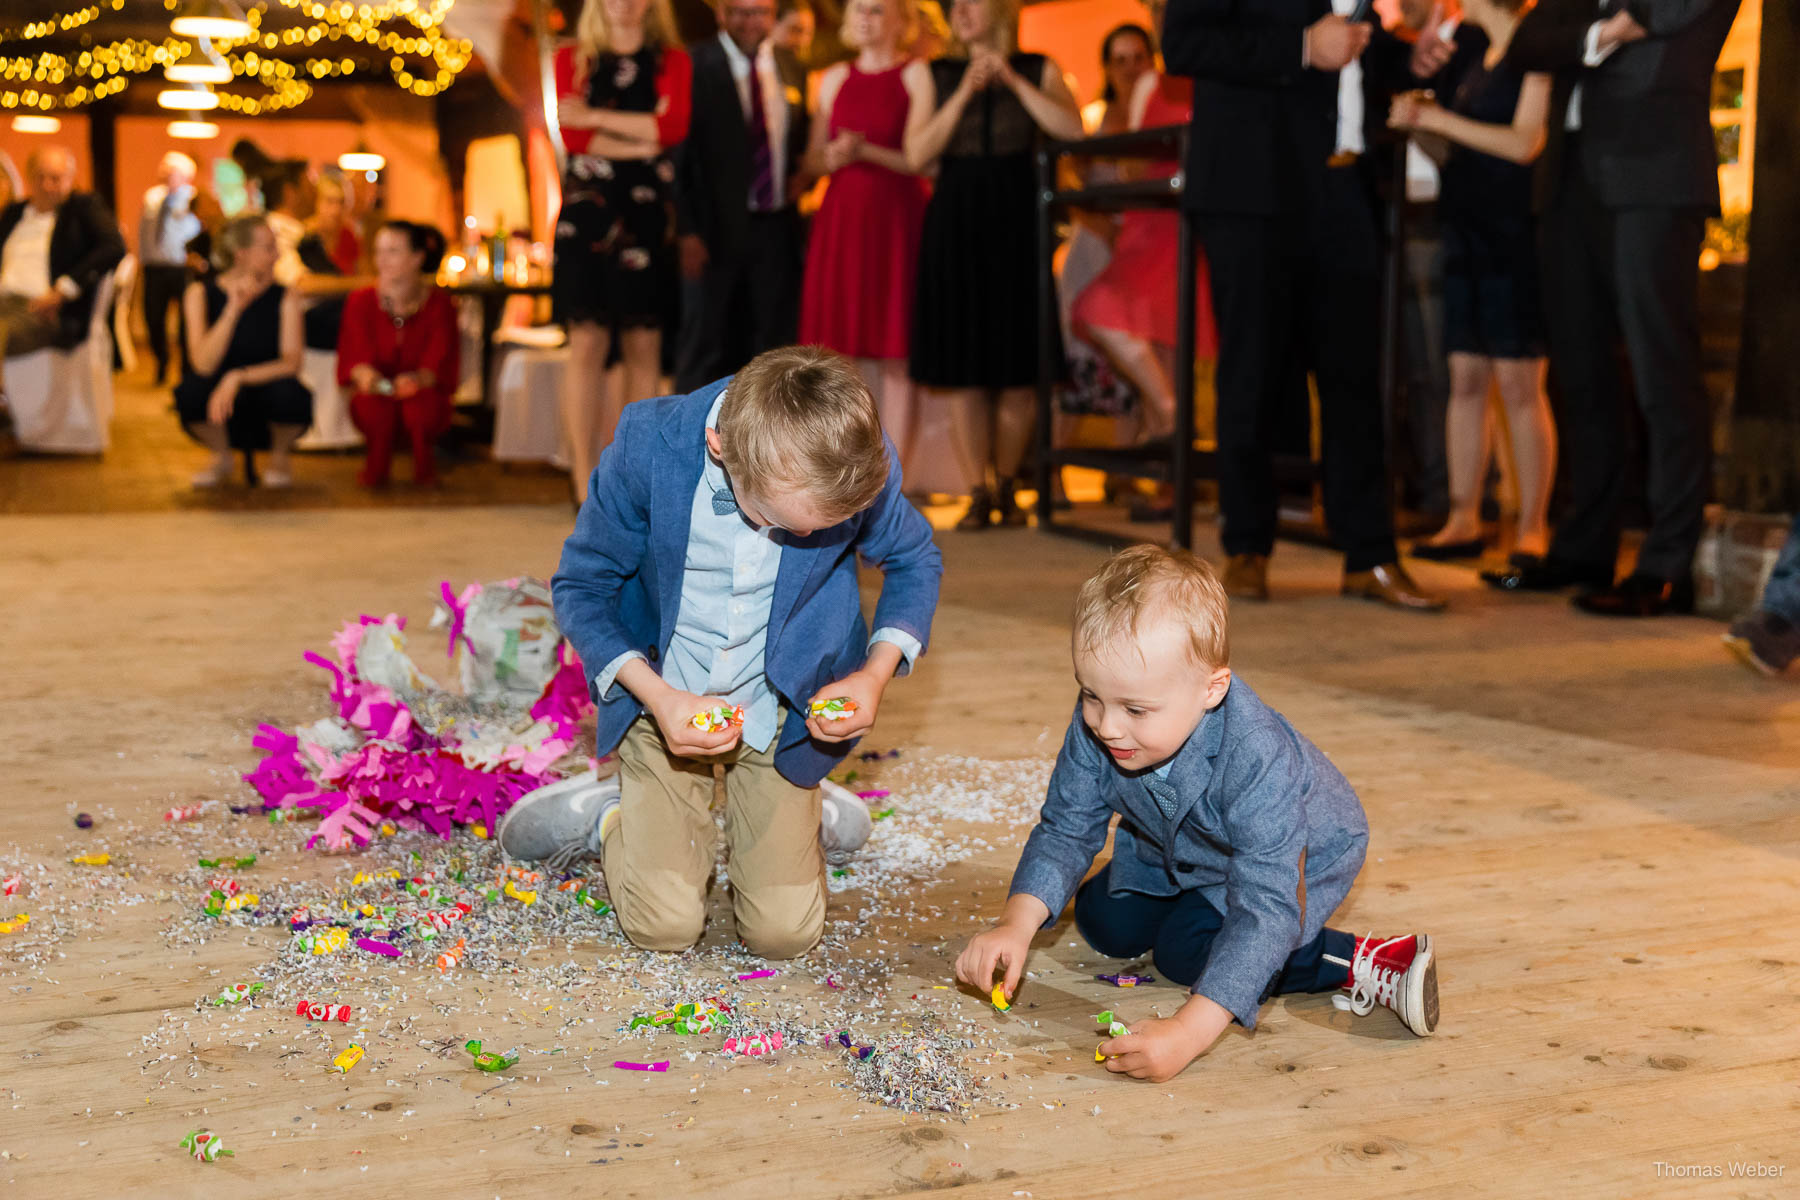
[1009,677,1369,1028]
[550,377,943,788]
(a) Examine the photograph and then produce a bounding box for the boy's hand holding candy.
[954,893,1050,1005]
[1097,995,1233,1083]
[618,658,746,757]
[804,642,903,743]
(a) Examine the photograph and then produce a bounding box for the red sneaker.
[1332,933,1439,1036]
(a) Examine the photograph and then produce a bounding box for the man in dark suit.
[1479,0,1740,615]
[1163,0,1444,611]
[0,147,125,361]
[0,145,125,437]
[672,0,812,393]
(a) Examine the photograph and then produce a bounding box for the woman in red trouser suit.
[337,221,458,487]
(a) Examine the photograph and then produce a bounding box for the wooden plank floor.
[3,506,1798,1198]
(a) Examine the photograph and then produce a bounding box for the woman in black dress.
[551,0,692,503]
[1389,0,1554,564]
[902,0,1081,529]
[175,213,311,488]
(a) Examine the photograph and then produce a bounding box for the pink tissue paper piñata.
[243,578,593,852]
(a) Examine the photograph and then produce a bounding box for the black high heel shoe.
[1409,536,1487,561]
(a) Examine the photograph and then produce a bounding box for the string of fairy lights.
[0,0,472,114]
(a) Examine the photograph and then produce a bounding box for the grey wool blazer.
[1009,676,1369,1027]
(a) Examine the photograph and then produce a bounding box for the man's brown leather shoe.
[1222,553,1270,601]
[1342,562,1447,612]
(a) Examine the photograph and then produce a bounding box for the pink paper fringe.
[243,583,593,853]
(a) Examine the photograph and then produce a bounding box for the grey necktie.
[1143,773,1180,821]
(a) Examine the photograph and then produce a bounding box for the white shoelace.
[1330,932,1407,1016]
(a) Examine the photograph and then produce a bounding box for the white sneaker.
[496,768,621,872]
[819,778,873,866]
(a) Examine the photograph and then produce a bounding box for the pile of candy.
[690,704,745,733]
[242,578,595,852]
[809,697,859,721]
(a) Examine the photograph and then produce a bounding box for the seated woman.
[336,220,457,487]
[175,213,312,488]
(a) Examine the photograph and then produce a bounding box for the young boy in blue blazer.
[503,346,942,959]
[958,546,1439,1081]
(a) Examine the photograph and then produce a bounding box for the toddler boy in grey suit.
[958,545,1439,1082]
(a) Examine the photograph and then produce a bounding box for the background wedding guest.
[1485,0,1740,617]
[797,0,929,474]
[338,220,457,488]
[175,213,311,489]
[0,147,126,404]
[1390,0,1554,566]
[673,0,811,393]
[138,151,204,386]
[551,0,692,503]
[905,0,1082,529]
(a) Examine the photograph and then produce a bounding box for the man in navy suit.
[503,347,941,959]
[672,0,812,393]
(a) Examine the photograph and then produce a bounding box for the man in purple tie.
[672,0,814,392]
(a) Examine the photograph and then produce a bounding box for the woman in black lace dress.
[903,0,1082,528]
[552,0,691,503]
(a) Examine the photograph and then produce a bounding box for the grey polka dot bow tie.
[712,486,737,516]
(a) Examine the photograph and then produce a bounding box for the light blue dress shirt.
[592,391,922,753]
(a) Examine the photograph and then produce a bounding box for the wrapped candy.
[1,875,19,897]
[1097,973,1154,987]
[203,890,259,916]
[837,1031,874,1060]
[165,804,203,822]
[298,926,350,955]
[213,983,264,1005]
[208,877,240,895]
[180,1130,234,1162]
[0,913,29,935]
[74,813,94,828]
[503,880,537,905]
[990,984,1011,1012]
[690,704,745,733]
[435,936,467,971]
[296,1000,353,1022]
[809,697,858,721]
[198,855,256,870]
[629,1001,729,1035]
[576,888,611,916]
[330,1044,365,1073]
[612,1060,669,1072]
[465,1039,519,1072]
[71,853,110,866]
[1095,1010,1129,1037]
[735,970,778,981]
[722,1031,783,1057]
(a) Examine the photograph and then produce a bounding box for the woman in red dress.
[338,221,459,487]
[798,0,931,474]
[551,0,691,502]
[1070,69,1218,445]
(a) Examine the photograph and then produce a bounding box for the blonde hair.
[575,0,682,77]
[716,346,889,521]
[212,212,270,273]
[1073,545,1230,669]
[947,0,1018,57]
[840,0,920,53]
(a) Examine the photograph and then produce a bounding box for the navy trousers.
[1074,863,1354,1001]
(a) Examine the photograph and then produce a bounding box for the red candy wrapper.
[296,1000,352,1022]
[164,804,203,822]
